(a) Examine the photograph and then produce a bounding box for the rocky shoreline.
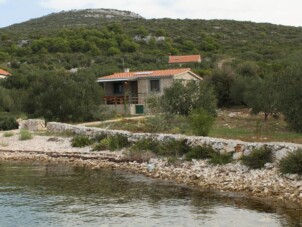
[0,131,302,206]
[1,123,302,207]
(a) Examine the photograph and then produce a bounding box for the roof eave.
[97,78,132,83]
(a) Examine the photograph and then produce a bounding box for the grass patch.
[90,109,302,143]
[3,132,14,137]
[91,115,190,134]
[210,109,302,143]
[208,152,233,165]
[279,149,302,175]
[241,147,273,169]
[71,135,93,147]
[19,129,33,140]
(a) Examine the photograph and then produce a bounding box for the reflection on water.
[0,161,301,226]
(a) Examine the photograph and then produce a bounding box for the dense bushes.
[277,62,302,132]
[129,138,159,153]
[92,134,130,151]
[241,147,273,169]
[127,138,159,162]
[279,149,302,175]
[1,70,104,122]
[157,139,190,157]
[185,145,216,160]
[0,87,13,112]
[208,152,233,165]
[0,116,19,131]
[159,80,217,116]
[147,80,217,136]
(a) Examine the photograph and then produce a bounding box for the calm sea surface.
[0,161,301,227]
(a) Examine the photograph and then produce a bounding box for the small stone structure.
[20,119,46,131]
[47,122,302,161]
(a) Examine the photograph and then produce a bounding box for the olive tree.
[244,74,279,120]
[277,62,302,132]
[159,80,217,116]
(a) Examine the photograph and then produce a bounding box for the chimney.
[124,68,130,73]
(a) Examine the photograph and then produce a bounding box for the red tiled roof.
[0,69,11,76]
[168,55,201,64]
[98,68,191,80]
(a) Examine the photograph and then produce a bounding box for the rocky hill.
[6,8,144,31]
[1,8,302,78]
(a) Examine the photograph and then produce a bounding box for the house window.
[113,82,124,94]
[150,79,160,92]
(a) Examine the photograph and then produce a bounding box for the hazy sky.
[1,0,302,28]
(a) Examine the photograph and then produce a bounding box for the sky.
[1,0,302,28]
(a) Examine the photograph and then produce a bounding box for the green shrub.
[92,137,110,151]
[241,147,273,169]
[92,133,108,143]
[107,134,130,151]
[279,149,302,175]
[189,109,215,136]
[19,129,33,140]
[71,135,93,147]
[209,152,233,165]
[92,134,129,151]
[185,145,216,161]
[159,80,217,116]
[157,139,190,157]
[130,138,159,153]
[3,131,14,137]
[144,114,189,134]
[0,116,19,131]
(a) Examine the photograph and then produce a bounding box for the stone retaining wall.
[47,122,302,161]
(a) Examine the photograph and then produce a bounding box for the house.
[0,69,11,79]
[97,68,202,114]
[168,55,202,65]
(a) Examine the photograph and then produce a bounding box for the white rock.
[19,119,46,131]
[233,152,243,160]
[275,148,290,160]
[264,163,274,169]
[147,163,155,172]
[284,174,299,180]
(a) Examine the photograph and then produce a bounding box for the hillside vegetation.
[0,9,302,134]
[1,9,302,76]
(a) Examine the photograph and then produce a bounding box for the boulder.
[19,119,46,131]
[233,152,243,160]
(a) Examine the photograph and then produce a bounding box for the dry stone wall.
[47,122,302,161]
